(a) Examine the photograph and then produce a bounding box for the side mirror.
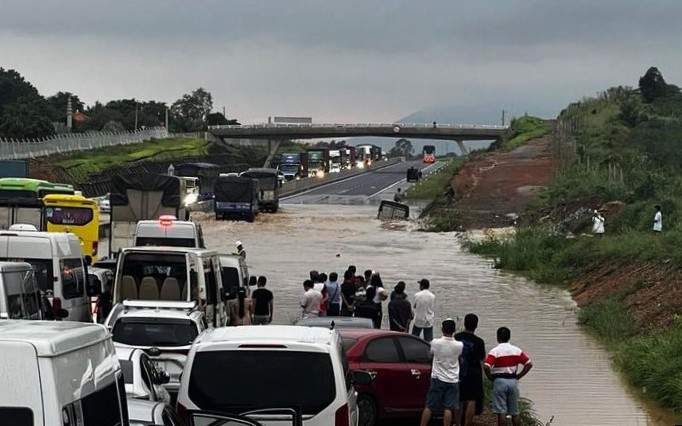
[56,308,69,320]
[248,276,258,286]
[352,370,373,386]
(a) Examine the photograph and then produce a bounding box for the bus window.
[45,207,94,225]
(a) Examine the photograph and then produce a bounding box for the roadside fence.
[0,127,169,160]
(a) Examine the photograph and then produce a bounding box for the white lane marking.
[367,161,443,198]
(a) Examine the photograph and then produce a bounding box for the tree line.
[0,67,239,139]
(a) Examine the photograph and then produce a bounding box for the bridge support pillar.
[455,140,467,156]
[263,139,282,168]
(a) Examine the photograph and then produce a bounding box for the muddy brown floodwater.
[199,204,659,425]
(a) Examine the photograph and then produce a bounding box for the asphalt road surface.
[282,160,441,205]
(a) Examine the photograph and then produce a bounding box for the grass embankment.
[57,137,210,181]
[404,159,462,200]
[466,79,682,416]
[501,115,550,150]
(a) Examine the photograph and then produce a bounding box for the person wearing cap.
[413,278,436,342]
[592,210,605,235]
[419,318,464,426]
[235,241,246,259]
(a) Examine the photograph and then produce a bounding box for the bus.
[422,145,436,164]
[43,194,100,262]
[0,178,75,230]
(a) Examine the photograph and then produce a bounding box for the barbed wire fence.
[0,127,169,160]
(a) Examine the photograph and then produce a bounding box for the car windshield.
[113,318,198,347]
[188,350,335,415]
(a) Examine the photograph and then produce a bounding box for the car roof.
[295,317,374,329]
[196,325,336,346]
[120,246,216,255]
[336,328,410,339]
[112,303,203,322]
[0,320,109,357]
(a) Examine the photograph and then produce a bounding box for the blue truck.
[278,152,306,181]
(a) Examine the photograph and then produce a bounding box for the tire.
[215,213,222,221]
[271,204,279,214]
[247,214,255,223]
[357,394,377,426]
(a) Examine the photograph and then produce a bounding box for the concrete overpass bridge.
[208,122,508,166]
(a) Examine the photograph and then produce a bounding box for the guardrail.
[209,123,508,130]
[0,127,169,160]
[279,158,402,198]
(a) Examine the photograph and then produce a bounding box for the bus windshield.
[43,195,100,262]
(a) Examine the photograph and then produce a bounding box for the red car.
[339,328,432,426]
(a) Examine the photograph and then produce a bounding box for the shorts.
[459,377,483,415]
[425,378,459,411]
[492,378,520,416]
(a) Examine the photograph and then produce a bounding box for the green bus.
[0,178,75,230]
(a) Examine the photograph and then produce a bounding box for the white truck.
[133,215,205,249]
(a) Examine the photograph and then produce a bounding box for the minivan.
[176,325,372,426]
[0,230,96,322]
[134,215,205,249]
[0,320,129,426]
[114,246,227,327]
[219,253,253,299]
[0,261,42,320]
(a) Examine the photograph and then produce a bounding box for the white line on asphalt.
[367,161,443,198]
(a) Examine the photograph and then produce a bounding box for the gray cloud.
[1,1,681,123]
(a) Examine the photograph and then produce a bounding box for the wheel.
[247,214,255,223]
[215,213,222,221]
[271,204,279,213]
[357,394,377,426]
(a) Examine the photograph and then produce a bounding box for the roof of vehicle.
[0,261,33,273]
[0,320,110,356]
[241,168,278,175]
[111,301,204,322]
[195,325,337,347]
[336,328,410,339]
[120,246,217,256]
[295,317,374,329]
[136,219,197,226]
[0,230,79,241]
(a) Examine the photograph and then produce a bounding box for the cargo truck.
[239,168,280,213]
[278,152,306,181]
[214,175,259,222]
[305,148,330,177]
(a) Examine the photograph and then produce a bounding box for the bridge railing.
[209,123,509,130]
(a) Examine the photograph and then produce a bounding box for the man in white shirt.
[420,318,464,426]
[653,205,662,233]
[300,280,322,318]
[413,278,436,342]
[592,210,605,235]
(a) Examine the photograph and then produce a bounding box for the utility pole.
[66,96,73,131]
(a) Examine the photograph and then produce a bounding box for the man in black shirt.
[340,270,357,316]
[388,281,412,332]
[454,313,486,426]
[354,286,380,328]
[251,276,273,325]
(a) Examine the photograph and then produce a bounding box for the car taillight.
[53,297,62,321]
[92,241,98,256]
[176,401,188,422]
[335,403,349,426]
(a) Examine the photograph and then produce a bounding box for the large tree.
[388,138,414,158]
[639,67,680,103]
[46,91,85,123]
[0,68,54,138]
[170,88,213,132]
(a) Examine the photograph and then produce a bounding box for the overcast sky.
[1,0,681,124]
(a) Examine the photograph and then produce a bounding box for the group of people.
[420,316,533,426]
[299,266,437,338]
[591,204,663,235]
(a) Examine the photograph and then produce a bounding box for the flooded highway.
[199,203,656,425]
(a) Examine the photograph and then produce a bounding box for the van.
[113,246,227,327]
[0,262,42,320]
[218,253,253,299]
[0,320,129,426]
[0,230,96,322]
[176,325,372,426]
[134,215,205,249]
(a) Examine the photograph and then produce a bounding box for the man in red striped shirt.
[483,327,533,426]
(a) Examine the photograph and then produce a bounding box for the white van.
[114,246,226,327]
[176,325,371,426]
[0,262,42,320]
[219,253,253,299]
[133,215,205,249]
[0,230,95,322]
[0,320,129,426]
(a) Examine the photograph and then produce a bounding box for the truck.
[278,152,307,181]
[305,147,330,177]
[356,144,383,167]
[344,146,357,169]
[214,175,259,222]
[108,174,188,257]
[239,168,280,213]
[329,150,343,173]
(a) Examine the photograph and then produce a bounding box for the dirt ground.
[448,137,681,337]
[450,137,554,229]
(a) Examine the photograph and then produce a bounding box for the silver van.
[0,262,42,320]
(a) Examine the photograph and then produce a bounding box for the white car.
[98,194,111,213]
[128,399,184,426]
[117,346,172,405]
[107,300,207,396]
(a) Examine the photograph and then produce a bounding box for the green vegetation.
[465,67,682,416]
[57,137,210,181]
[502,115,550,150]
[404,159,461,200]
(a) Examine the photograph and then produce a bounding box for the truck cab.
[134,215,205,248]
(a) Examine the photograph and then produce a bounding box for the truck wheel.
[247,214,255,223]
[215,213,222,220]
[271,205,279,213]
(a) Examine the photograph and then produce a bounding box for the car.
[176,325,372,426]
[107,300,208,398]
[128,399,185,426]
[117,346,173,405]
[98,193,111,213]
[295,316,374,330]
[338,328,433,426]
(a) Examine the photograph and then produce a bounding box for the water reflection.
[201,204,655,425]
